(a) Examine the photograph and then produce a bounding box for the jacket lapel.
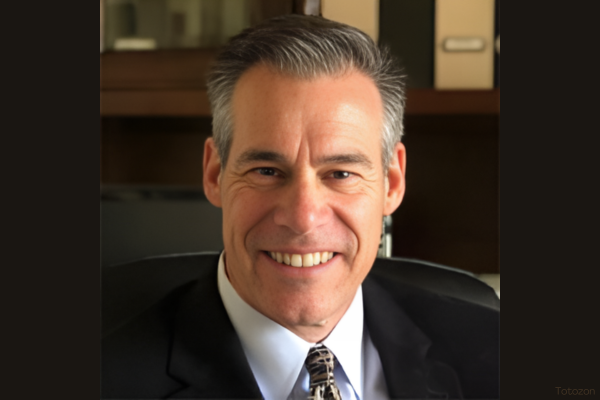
[167,263,263,399]
[362,275,462,399]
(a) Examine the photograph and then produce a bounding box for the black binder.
[379,0,435,88]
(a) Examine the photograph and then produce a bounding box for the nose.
[273,173,332,235]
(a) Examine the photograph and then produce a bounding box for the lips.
[267,251,335,267]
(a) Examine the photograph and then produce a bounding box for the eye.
[332,171,351,179]
[256,167,278,176]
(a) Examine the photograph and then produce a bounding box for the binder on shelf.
[434,0,495,90]
[494,0,500,87]
[321,0,379,42]
[379,0,435,88]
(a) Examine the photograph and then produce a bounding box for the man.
[102,15,499,399]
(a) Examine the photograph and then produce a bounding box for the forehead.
[229,65,384,163]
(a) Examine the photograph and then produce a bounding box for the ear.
[203,137,223,208]
[383,142,406,216]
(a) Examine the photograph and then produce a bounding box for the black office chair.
[102,251,499,339]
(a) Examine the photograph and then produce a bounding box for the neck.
[277,311,347,343]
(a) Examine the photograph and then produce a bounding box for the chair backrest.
[102,252,220,338]
[102,252,499,338]
[372,256,500,310]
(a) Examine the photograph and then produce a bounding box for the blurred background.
[100,0,499,291]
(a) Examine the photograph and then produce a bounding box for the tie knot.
[305,344,342,400]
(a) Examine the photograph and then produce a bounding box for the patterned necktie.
[305,344,342,400]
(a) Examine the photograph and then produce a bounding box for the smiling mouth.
[266,251,335,267]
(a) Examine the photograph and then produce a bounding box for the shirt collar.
[217,251,364,399]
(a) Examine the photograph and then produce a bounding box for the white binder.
[435,0,495,89]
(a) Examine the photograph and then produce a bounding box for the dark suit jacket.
[102,253,499,399]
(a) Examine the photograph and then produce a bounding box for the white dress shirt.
[217,252,389,400]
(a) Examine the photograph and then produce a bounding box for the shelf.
[100,49,500,117]
[404,88,500,115]
[101,49,218,90]
[101,49,216,116]
[101,89,211,116]
[101,87,500,117]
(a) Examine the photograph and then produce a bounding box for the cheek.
[331,192,385,249]
[223,188,275,237]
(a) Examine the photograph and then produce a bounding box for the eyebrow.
[316,153,374,169]
[235,149,373,169]
[235,150,286,168]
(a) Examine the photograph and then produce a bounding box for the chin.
[265,291,344,328]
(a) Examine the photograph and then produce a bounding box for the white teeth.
[313,252,320,265]
[302,253,314,267]
[291,254,303,267]
[269,251,335,267]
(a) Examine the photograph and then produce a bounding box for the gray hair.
[206,14,406,169]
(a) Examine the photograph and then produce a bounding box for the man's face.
[204,65,405,338]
